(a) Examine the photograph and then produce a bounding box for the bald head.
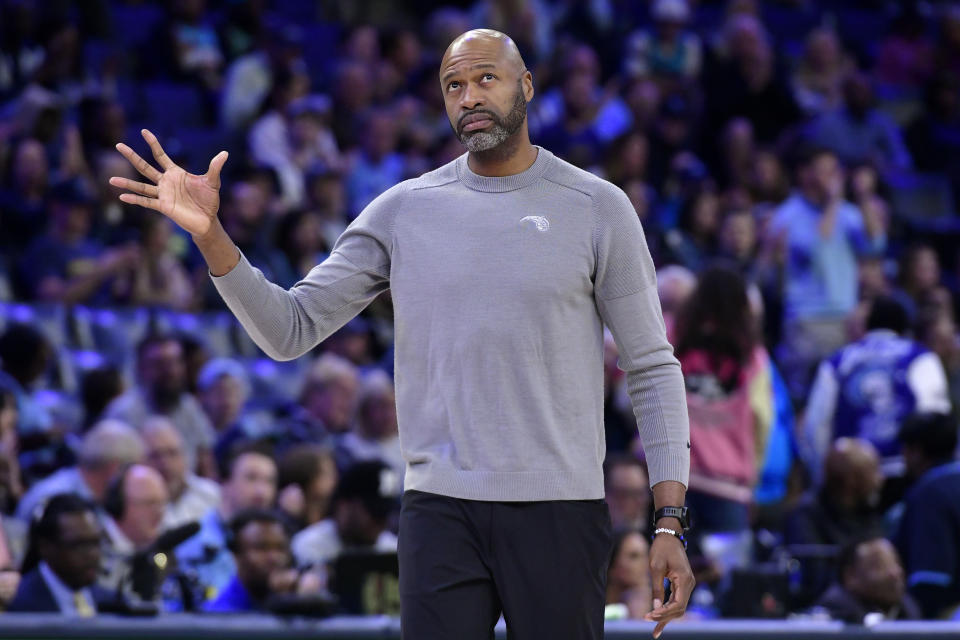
[440,29,526,78]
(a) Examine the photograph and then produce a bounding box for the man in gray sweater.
[111,28,693,640]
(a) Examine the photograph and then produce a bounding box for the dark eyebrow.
[441,63,498,84]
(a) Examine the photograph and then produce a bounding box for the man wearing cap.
[113,28,692,640]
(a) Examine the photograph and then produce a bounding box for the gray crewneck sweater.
[213,148,689,501]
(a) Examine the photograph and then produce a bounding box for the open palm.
[110,129,228,238]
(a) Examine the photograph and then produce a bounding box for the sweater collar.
[456,146,553,193]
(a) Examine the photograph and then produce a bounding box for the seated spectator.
[791,28,853,117]
[16,420,144,522]
[0,323,53,440]
[197,358,272,470]
[126,216,195,311]
[603,454,650,532]
[916,310,960,412]
[142,416,221,530]
[663,188,721,272]
[282,354,359,446]
[205,509,307,612]
[905,72,960,174]
[874,7,935,89]
[167,0,224,91]
[895,412,960,618]
[105,334,216,477]
[273,209,333,284]
[716,208,758,276]
[291,461,399,569]
[802,297,951,481]
[345,109,406,218]
[100,464,170,591]
[766,146,886,401]
[335,370,403,483]
[79,365,125,431]
[894,244,944,322]
[177,442,277,599]
[0,138,49,254]
[0,388,22,513]
[785,438,885,548]
[673,267,772,533]
[605,528,653,620]
[17,180,139,306]
[656,265,696,338]
[218,180,296,286]
[8,494,111,615]
[815,537,920,623]
[276,445,338,530]
[806,72,912,174]
[623,0,701,84]
[321,317,377,371]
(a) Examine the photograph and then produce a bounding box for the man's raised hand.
[110,129,228,239]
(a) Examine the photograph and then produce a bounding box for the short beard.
[456,81,527,153]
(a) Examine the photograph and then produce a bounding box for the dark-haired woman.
[673,267,773,533]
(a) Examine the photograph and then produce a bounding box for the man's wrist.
[655,517,684,534]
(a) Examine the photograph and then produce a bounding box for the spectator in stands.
[807,72,912,174]
[16,420,144,522]
[196,358,270,470]
[17,180,139,306]
[8,494,111,615]
[291,460,398,569]
[662,188,721,272]
[142,416,220,530]
[895,412,960,618]
[335,370,403,482]
[274,209,333,283]
[0,323,53,437]
[105,334,216,477]
[126,215,196,311]
[791,28,853,117]
[603,454,650,532]
[916,310,960,412]
[673,267,772,532]
[716,208,758,276]
[285,354,359,444]
[785,438,884,548]
[801,297,951,482]
[177,442,277,599]
[894,244,944,322]
[875,6,935,89]
[276,445,338,531]
[79,366,125,431]
[166,0,224,91]
[603,330,639,455]
[767,146,886,401]
[623,0,701,84]
[345,109,405,218]
[321,318,377,371]
[218,180,295,286]
[205,508,305,612]
[605,528,653,620]
[656,265,696,339]
[815,537,920,623]
[0,138,49,254]
[748,148,790,207]
[101,464,169,577]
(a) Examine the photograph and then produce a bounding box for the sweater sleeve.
[211,183,400,361]
[592,182,690,488]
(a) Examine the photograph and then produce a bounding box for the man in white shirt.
[142,416,220,530]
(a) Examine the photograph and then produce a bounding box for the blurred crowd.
[1,0,960,625]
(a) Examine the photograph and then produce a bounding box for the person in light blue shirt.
[766,146,886,401]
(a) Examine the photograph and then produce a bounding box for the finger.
[109,176,159,198]
[645,597,687,622]
[205,150,228,188]
[141,128,176,170]
[119,192,163,212]
[653,620,668,639]
[650,566,666,605]
[115,143,162,183]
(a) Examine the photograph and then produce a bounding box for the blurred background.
[0,0,959,633]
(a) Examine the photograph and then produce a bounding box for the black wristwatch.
[654,506,690,533]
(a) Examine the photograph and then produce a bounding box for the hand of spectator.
[644,533,695,639]
[110,129,228,239]
[0,569,20,606]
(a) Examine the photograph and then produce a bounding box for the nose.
[459,82,484,111]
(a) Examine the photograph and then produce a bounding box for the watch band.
[654,506,690,532]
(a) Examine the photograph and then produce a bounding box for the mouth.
[460,113,493,132]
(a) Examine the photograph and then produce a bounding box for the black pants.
[398,489,613,640]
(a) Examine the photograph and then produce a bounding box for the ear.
[523,70,535,103]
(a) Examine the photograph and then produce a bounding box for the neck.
[466,133,537,177]
[79,467,109,502]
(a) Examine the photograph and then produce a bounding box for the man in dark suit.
[7,493,112,615]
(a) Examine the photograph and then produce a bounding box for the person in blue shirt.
[765,145,886,402]
[894,412,960,618]
[204,508,293,612]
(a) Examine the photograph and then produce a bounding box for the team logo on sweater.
[519,215,550,232]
